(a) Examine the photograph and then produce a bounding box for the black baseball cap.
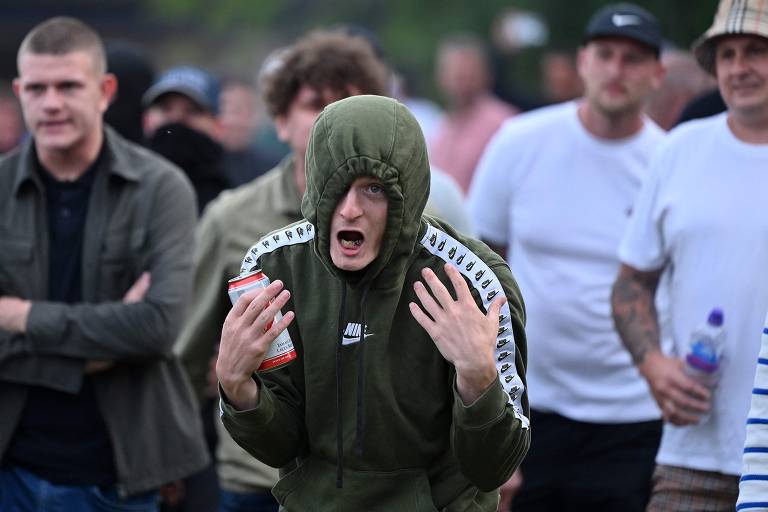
[583,3,662,55]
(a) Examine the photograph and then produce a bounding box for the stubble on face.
[578,38,662,119]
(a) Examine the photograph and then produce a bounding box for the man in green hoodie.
[216,95,530,511]
[174,31,390,511]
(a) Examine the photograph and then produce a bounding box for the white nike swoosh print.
[612,13,641,27]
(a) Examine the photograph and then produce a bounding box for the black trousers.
[512,409,662,512]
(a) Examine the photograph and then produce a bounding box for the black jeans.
[512,409,662,512]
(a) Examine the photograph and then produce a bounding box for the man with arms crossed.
[175,31,390,511]
[215,95,530,510]
[0,17,208,511]
[469,4,666,511]
[611,0,768,509]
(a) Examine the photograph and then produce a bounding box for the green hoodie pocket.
[273,456,439,512]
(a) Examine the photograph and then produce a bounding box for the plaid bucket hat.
[693,0,768,74]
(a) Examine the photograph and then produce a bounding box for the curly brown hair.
[261,31,390,118]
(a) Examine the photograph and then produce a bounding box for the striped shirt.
[738,313,768,511]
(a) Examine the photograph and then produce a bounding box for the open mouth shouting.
[329,176,388,272]
[337,230,365,254]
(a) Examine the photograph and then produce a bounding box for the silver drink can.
[227,270,297,372]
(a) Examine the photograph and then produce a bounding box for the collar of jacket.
[275,153,302,217]
[12,126,141,196]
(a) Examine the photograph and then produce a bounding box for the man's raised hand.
[409,263,505,404]
[217,280,294,410]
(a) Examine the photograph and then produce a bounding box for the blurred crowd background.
[0,0,721,159]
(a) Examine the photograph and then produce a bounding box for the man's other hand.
[409,264,505,404]
[0,296,31,333]
[123,272,151,304]
[639,350,710,426]
[217,279,294,410]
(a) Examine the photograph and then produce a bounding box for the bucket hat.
[693,0,768,74]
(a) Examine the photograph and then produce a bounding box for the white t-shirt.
[619,113,768,475]
[426,167,475,236]
[468,101,666,423]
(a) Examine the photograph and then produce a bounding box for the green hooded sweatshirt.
[221,95,530,511]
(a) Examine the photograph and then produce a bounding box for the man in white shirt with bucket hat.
[611,0,768,509]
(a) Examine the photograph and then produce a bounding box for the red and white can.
[227,270,297,372]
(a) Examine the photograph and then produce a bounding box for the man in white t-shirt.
[611,0,768,509]
[467,4,665,511]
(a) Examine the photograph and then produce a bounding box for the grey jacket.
[175,157,299,492]
[0,127,209,495]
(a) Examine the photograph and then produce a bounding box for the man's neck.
[578,102,644,140]
[727,110,768,144]
[450,93,486,116]
[36,130,104,181]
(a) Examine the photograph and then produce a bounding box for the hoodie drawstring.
[355,285,371,459]
[335,283,347,489]
[335,282,372,489]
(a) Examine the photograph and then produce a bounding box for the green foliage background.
[144,0,720,101]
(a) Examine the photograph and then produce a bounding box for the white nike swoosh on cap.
[612,13,642,27]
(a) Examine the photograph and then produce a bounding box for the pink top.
[429,94,517,194]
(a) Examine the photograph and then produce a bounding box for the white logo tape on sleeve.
[420,223,529,429]
[239,220,316,275]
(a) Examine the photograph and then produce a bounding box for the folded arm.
[1,171,196,363]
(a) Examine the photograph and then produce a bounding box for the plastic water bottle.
[684,308,724,421]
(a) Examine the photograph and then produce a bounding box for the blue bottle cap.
[707,308,724,327]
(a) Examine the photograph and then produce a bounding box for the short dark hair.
[18,16,106,74]
[260,30,389,118]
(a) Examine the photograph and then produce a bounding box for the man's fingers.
[123,271,151,304]
[444,263,473,303]
[409,302,436,338]
[265,310,295,340]
[254,289,291,331]
[231,280,281,316]
[671,389,710,414]
[421,268,455,308]
[413,281,442,320]
[680,378,711,402]
[663,400,702,426]
[487,295,507,322]
[239,281,285,323]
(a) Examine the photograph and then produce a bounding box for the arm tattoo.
[611,265,663,366]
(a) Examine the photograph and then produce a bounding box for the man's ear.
[651,60,666,92]
[100,73,118,113]
[575,46,588,82]
[12,78,21,99]
[143,108,161,139]
[274,115,288,142]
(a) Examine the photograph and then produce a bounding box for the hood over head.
[302,95,430,285]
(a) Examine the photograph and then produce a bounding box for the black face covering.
[146,121,229,214]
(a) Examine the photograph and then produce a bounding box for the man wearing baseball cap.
[611,0,768,509]
[469,3,666,511]
[143,66,229,214]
